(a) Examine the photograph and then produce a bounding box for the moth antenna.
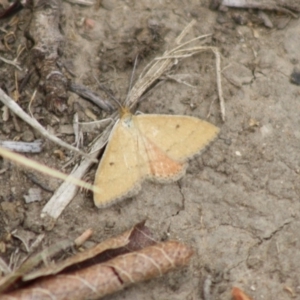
[125,55,139,107]
[92,74,123,109]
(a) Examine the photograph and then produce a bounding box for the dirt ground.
[1,0,300,299]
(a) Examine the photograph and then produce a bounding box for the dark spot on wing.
[176,124,180,129]
[109,162,115,166]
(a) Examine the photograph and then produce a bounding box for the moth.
[93,107,219,207]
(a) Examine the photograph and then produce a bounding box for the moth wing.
[93,120,148,207]
[134,114,219,162]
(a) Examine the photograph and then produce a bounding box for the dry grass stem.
[0,89,97,162]
[0,146,98,194]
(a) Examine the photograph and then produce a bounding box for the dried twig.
[69,82,114,112]
[0,55,22,71]
[74,228,93,247]
[203,275,212,300]
[0,140,43,153]
[72,113,83,148]
[213,48,225,121]
[0,88,97,161]
[213,0,300,17]
[64,0,95,6]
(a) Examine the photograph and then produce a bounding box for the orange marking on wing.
[144,138,184,179]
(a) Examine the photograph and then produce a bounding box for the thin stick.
[69,82,114,112]
[0,89,97,162]
[28,89,37,118]
[0,140,43,153]
[212,48,225,121]
[0,146,99,193]
[64,0,94,5]
[221,0,299,18]
[0,55,22,71]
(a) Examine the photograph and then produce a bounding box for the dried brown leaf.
[0,222,152,292]
[24,221,153,281]
[1,241,193,300]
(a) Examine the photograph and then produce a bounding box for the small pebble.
[21,130,35,142]
[290,69,300,86]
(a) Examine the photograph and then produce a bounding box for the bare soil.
[1,1,300,299]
